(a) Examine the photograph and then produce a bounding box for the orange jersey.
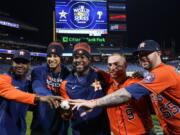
[0,74,36,105]
[60,80,70,99]
[138,63,180,135]
[107,77,153,135]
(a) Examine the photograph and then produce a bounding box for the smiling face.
[47,54,61,71]
[138,51,161,70]
[73,54,90,74]
[107,54,127,80]
[12,59,30,76]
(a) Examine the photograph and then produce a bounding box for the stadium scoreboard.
[55,0,108,36]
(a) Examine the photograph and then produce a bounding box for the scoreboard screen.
[55,0,108,36]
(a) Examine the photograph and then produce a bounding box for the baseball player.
[60,41,111,135]
[70,40,180,135]
[0,49,60,135]
[30,41,70,135]
[106,53,155,135]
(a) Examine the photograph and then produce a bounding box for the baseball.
[60,100,70,110]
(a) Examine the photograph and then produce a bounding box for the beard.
[12,67,28,78]
[141,62,153,70]
[73,63,90,75]
[144,65,153,70]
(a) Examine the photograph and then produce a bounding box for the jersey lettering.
[46,76,63,91]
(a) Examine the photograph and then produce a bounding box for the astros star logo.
[139,42,146,48]
[78,50,83,54]
[51,48,56,53]
[143,73,155,83]
[91,80,102,92]
[59,10,68,18]
[19,51,25,56]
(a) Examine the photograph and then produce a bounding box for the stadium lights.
[6,57,11,60]
[0,49,73,57]
[0,20,20,28]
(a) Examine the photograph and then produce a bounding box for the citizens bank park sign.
[61,36,106,43]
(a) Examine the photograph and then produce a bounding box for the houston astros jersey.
[0,73,33,135]
[137,63,180,135]
[31,64,70,135]
[60,67,111,135]
[107,77,153,135]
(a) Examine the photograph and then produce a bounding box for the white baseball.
[60,100,70,110]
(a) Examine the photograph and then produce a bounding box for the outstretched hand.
[36,95,63,109]
[68,99,96,117]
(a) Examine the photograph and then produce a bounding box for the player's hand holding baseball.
[57,99,73,119]
[35,95,63,109]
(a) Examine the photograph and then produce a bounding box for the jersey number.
[159,102,179,119]
[126,108,134,120]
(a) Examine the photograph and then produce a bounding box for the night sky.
[0,0,179,51]
[127,0,179,50]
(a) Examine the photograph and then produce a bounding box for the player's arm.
[70,88,131,111]
[0,77,36,104]
[95,88,132,107]
[0,78,61,108]
[96,83,151,107]
[70,83,150,110]
[31,68,52,95]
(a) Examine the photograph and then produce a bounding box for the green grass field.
[26,112,163,135]
[25,111,72,135]
[26,112,32,135]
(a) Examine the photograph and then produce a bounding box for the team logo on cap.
[91,79,102,91]
[143,73,155,83]
[19,51,25,56]
[51,48,56,53]
[78,50,83,54]
[139,42,145,48]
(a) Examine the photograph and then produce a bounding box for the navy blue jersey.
[61,68,111,135]
[30,64,70,135]
[0,73,31,135]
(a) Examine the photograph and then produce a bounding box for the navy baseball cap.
[47,41,64,57]
[133,40,160,55]
[13,49,31,62]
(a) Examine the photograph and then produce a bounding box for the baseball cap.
[13,49,31,62]
[47,41,64,57]
[73,42,91,58]
[133,40,160,55]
